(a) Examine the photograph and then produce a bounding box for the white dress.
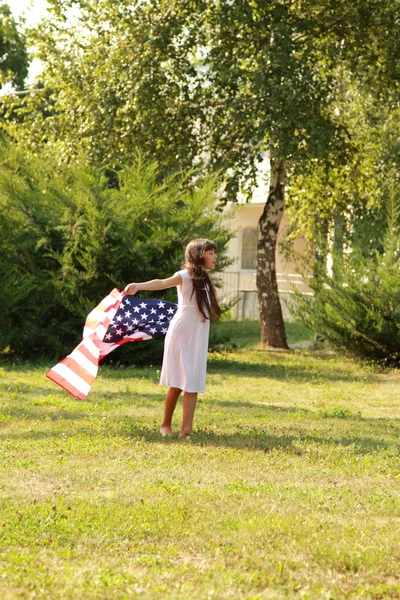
[160,269,210,393]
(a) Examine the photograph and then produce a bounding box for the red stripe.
[99,336,146,359]
[96,294,121,313]
[46,289,124,399]
[76,342,99,365]
[62,357,96,385]
[46,370,87,401]
[85,317,101,330]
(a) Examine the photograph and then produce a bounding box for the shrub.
[289,183,400,367]
[0,142,231,359]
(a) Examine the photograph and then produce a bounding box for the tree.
[0,140,231,358]
[0,3,28,90]
[289,181,400,367]
[6,0,400,346]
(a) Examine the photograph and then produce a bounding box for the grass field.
[0,323,400,599]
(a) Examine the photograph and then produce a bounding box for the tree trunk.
[332,214,345,280]
[256,159,289,349]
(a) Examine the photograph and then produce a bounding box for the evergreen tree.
[289,182,400,367]
[0,142,231,358]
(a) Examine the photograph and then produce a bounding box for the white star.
[127,324,134,331]
[123,322,130,327]
[116,328,123,335]
[141,313,148,320]
[105,333,112,340]
[124,310,132,318]
[150,328,157,334]
[158,301,165,308]
[150,308,157,314]
[158,313,166,320]
[140,302,146,309]
[124,299,131,305]
[167,307,175,314]
[133,306,140,313]
[116,315,123,322]
[161,327,167,334]
[132,318,139,325]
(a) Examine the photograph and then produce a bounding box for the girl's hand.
[124,283,140,295]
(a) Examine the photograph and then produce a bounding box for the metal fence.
[216,271,312,320]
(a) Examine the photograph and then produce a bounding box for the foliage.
[289,182,400,367]
[5,0,399,195]
[0,141,231,359]
[3,0,400,348]
[0,3,29,90]
[286,68,400,251]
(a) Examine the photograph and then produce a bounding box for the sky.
[10,0,49,25]
[9,0,50,84]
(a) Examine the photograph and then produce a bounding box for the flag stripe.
[49,363,92,397]
[99,333,152,357]
[46,289,177,400]
[69,348,99,377]
[63,356,97,385]
[46,288,124,400]
[46,370,87,401]
[82,336,103,359]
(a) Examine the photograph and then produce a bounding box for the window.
[241,228,258,270]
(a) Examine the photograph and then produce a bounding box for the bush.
[0,142,231,359]
[289,183,400,367]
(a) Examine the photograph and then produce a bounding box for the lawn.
[0,324,399,599]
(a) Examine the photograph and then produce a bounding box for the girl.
[124,238,221,439]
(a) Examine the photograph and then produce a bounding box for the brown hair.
[184,238,222,322]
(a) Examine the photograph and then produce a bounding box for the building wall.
[217,203,312,320]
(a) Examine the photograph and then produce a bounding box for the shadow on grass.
[1,406,89,421]
[207,358,374,384]
[0,352,377,386]
[123,425,400,456]
[2,413,399,456]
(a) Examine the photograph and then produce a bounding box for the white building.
[218,202,312,320]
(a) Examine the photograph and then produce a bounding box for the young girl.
[124,238,221,439]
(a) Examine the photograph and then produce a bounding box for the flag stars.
[103,298,177,345]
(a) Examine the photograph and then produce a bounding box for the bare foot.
[160,426,172,437]
[178,431,193,440]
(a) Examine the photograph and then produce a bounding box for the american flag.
[46,289,177,400]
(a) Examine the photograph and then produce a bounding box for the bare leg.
[160,387,182,436]
[179,392,198,439]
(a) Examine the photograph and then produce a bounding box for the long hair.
[184,238,222,322]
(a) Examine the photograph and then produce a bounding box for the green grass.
[0,324,400,599]
[211,319,314,349]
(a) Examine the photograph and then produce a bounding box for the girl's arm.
[124,273,182,296]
